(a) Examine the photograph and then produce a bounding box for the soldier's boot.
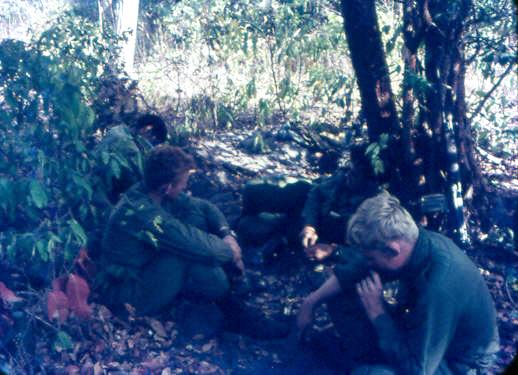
[216,295,291,340]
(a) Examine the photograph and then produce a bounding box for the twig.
[469,63,515,121]
[504,277,517,309]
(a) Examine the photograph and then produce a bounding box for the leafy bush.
[0,14,127,282]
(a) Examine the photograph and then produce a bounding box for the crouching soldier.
[297,191,499,374]
[237,143,379,263]
[96,146,289,339]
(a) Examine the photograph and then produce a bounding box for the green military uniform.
[328,228,499,374]
[301,170,379,244]
[94,124,153,204]
[97,183,234,315]
[238,176,312,245]
[238,170,379,246]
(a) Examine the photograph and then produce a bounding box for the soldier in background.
[94,113,168,204]
[237,143,380,263]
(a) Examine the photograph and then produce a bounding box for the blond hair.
[347,191,418,249]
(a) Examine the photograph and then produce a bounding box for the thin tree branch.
[469,62,515,121]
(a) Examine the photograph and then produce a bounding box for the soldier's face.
[165,172,190,198]
[363,240,412,272]
[140,124,160,145]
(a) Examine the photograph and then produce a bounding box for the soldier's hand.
[304,243,337,261]
[300,226,318,248]
[356,271,385,321]
[223,235,245,274]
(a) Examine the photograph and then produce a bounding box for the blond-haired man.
[297,191,499,374]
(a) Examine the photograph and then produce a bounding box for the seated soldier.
[299,143,379,260]
[97,146,288,339]
[237,144,379,262]
[297,191,499,374]
[95,113,168,204]
[88,114,168,259]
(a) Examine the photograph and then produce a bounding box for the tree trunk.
[401,0,426,203]
[114,0,140,76]
[339,0,399,142]
[421,0,473,243]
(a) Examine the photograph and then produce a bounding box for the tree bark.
[114,0,140,76]
[339,0,399,142]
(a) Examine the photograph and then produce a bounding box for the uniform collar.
[399,227,432,278]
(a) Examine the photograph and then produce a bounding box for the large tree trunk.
[401,0,426,202]
[339,0,399,143]
[340,0,415,203]
[420,0,473,242]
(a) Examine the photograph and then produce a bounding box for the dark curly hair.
[136,114,168,143]
[144,146,195,191]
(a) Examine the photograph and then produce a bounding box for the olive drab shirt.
[161,193,233,239]
[100,183,233,283]
[301,170,379,243]
[353,229,499,374]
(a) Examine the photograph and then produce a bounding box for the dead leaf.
[201,340,216,353]
[142,353,168,371]
[66,365,80,375]
[52,275,69,292]
[80,362,94,375]
[66,274,92,319]
[47,290,69,324]
[97,305,112,321]
[0,281,22,304]
[74,248,96,280]
[147,318,167,338]
[197,361,218,374]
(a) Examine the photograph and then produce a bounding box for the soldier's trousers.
[237,179,312,245]
[101,254,230,316]
[326,290,455,374]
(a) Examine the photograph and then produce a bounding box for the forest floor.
[1,125,517,374]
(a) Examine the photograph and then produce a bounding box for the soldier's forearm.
[305,275,342,307]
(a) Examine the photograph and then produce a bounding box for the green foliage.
[0,13,124,277]
[465,0,517,158]
[137,0,358,131]
[366,134,390,176]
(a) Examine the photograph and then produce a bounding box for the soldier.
[237,143,379,263]
[94,113,168,204]
[297,191,499,374]
[299,143,380,260]
[97,146,289,339]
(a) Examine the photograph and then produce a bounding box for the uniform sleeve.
[126,201,233,265]
[201,200,232,238]
[372,286,457,375]
[301,184,324,227]
[332,246,369,290]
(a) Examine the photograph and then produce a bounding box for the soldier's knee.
[202,272,230,300]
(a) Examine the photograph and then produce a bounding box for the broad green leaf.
[68,219,87,245]
[29,180,48,209]
[53,331,73,352]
